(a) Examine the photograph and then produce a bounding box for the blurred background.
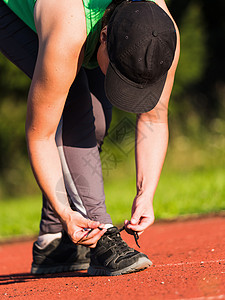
[0,0,225,239]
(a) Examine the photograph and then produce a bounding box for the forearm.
[26,134,72,222]
[25,56,75,223]
[124,117,168,233]
[135,116,169,200]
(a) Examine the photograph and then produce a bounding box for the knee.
[92,94,112,150]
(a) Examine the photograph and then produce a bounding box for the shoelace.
[104,229,132,254]
[119,226,140,248]
[82,226,140,248]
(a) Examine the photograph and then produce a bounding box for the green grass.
[104,163,225,225]
[154,167,225,218]
[0,195,41,239]
[103,126,225,223]
[0,132,224,240]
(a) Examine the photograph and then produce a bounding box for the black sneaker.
[88,226,152,276]
[31,231,90,274]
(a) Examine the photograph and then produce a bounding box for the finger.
[78,228,107,247]
[98,223,106,230]
[135,230,144,236]
[77,227,106,243]
[72,228,92,243]
[130,209,142,225]
[72,212,101,229]
[86,219,101,229]
[127,217,153,232]
[124,220,135,235]
[82,227,102,239]
[127,223,145,232]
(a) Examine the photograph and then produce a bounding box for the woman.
[0,0,180,276]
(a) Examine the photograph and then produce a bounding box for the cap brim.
[105,63,167,114]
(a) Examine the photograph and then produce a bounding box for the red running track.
[0,216,225,300]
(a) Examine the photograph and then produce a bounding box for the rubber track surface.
[0,217,225,299]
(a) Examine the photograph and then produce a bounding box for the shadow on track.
[0,271,89,286]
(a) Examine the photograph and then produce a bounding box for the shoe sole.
[31,262,90,275]
[87,256,152,276]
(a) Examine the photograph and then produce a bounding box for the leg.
[85,67,113,151]
[59,67,112,224]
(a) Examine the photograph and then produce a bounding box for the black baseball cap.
[105,0,177,113]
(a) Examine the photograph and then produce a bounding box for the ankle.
[36,232,62,249]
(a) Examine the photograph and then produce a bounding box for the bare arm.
[26,0,106,245]
[125,0,180,234]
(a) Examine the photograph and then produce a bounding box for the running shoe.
[88,226,152,276]
[31,231,90,274]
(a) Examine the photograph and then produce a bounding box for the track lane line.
[154,259,225,268]
[178,295,225,300]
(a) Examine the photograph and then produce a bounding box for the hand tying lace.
[120,226,140,248]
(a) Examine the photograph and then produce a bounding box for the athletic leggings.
[0,0,113,234]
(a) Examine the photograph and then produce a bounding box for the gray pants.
[0,0,113,234]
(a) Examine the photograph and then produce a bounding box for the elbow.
[25,120,55,145]
[137,108,168,124]
[25,118,38,143]
[25,120,34,144]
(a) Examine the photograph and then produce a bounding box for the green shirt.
[3,0,112,68]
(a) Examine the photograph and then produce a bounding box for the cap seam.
[118,35,150,61]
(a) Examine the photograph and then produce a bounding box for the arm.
[26,0,106,246]
[125,0,180,234]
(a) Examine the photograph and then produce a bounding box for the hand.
[124,193,155,236]
[61,208,107,248]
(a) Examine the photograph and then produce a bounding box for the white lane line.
[154,259,225,268]
[178,295,225,300]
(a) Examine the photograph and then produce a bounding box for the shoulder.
[154,0,180,73]
[34,0,87,47]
